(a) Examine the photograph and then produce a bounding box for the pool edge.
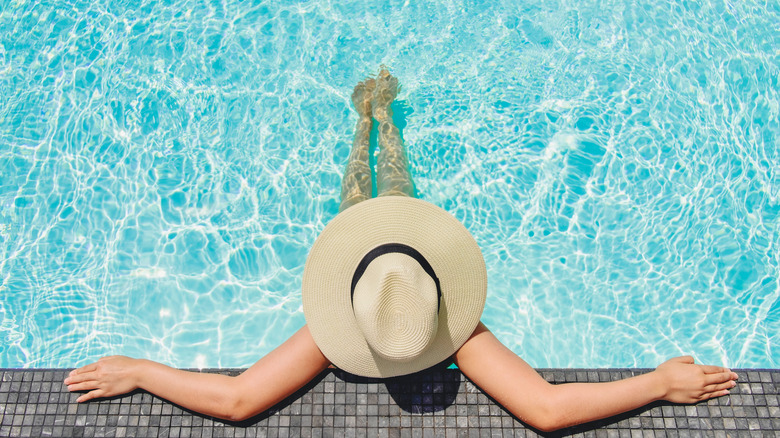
[1,367,778,436]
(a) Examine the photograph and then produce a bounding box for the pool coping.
[1,367,778,437]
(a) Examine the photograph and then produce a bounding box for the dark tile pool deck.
[1,367,778,437]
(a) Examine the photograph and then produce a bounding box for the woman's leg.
[339,79,375,212]
[373,69,414,198]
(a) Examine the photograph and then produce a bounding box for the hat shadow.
[333,359,459,414]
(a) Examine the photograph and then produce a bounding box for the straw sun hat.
[302,196,487,378]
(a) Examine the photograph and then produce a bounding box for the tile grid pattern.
[1,368,778,437]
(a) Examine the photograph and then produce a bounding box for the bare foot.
[372,68,398,121]
[351,78,376,118]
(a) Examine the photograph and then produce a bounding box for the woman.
[64,68,737,433]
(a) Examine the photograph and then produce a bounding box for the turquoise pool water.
[1,0,778,369]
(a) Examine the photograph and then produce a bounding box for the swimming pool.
[1,0,778,369]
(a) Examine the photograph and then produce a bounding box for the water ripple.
[0,0,777,368]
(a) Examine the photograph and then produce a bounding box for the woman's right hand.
[64,355,144,402]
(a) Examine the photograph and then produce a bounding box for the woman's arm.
[454,322,738,432]
[64,325,330,422]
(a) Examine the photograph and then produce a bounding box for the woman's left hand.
[653,356,738,404]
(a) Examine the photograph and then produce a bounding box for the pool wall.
[2,367,778,437]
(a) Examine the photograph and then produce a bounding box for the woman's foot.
[372,68,398,121]
[351,78,376,119]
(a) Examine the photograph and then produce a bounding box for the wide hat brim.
[302,196,487,378]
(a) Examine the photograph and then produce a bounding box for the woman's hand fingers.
[704,371,739,386]
[64,370,95,385]
[704,380,737,393]
[65,380,99,392]
[76,390,107,403]
[63,356,141,402]
[656,356,738,404]
[700,364,738,376]
[68,363,97,378]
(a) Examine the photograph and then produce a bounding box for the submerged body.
[65,69,738,432]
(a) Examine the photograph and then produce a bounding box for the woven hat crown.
[352,253,439,362]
